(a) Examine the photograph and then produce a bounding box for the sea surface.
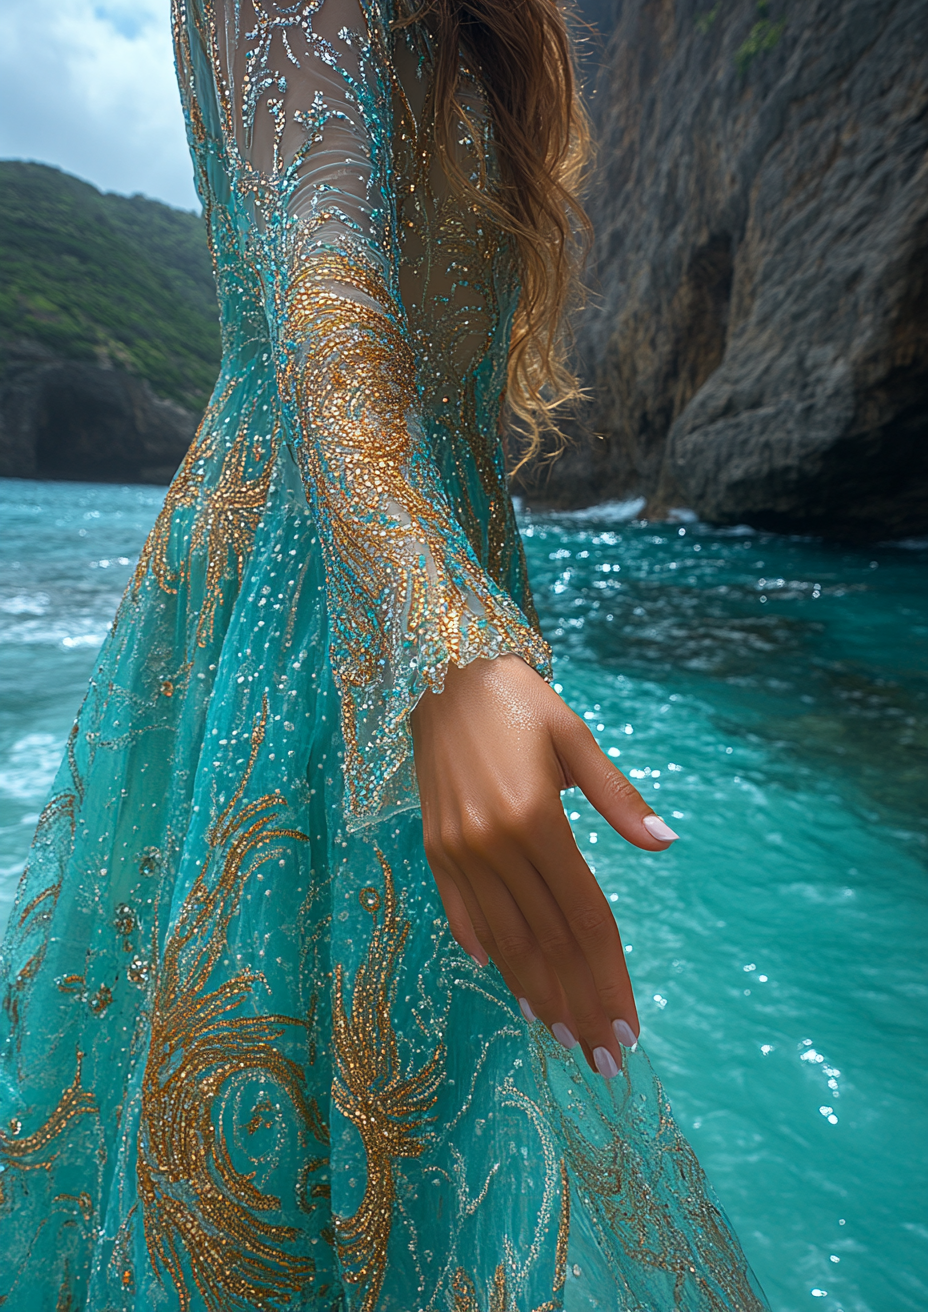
[1,477,926,1312]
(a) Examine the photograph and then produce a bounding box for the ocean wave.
[0,732,63,803]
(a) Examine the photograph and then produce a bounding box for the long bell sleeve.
[194,0,550,827]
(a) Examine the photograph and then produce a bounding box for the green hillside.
[0,161,221,411]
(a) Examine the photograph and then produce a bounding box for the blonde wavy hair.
[397,0,593,466]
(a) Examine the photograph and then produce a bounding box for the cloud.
[0,0,198,210]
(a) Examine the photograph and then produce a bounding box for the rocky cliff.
[0,162,218,484]
[0,341,197,484]
[527,0,928,539]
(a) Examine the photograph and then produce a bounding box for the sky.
[0,0,613,215]
[0,0,200,211]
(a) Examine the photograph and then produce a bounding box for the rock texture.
[525,0,928,539]
[0,342,197,485]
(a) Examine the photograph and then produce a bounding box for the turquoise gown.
[0,3,770,1308]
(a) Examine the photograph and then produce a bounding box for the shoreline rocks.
[0,342,197,486]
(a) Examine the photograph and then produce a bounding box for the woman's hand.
[411,654,679,1078]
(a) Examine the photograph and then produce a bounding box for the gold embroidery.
[65,722,84,804]
[450,1158,570,1312]
[17,882,61,931]
[554,1158,570,1295]
[52,1190,94,1221]
[137,698,314,1310]
[282,234,550,822]
[3,795,72,1032]
[132,424,211,598]
[186,416,277,646]
[87,985,113,1016]
[55,1262,75,1312]
[131,384,275,647]
[332,851,445,1311]
[550,1063,767,1311]
[0,1053,97,1208]
[21,790,75,877]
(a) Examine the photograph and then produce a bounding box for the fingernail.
[469,953,486,968]
[551,1022,578,1050]
[642,814,680,842]
[593,1046,619,1079]
[613,1018,639,1048]
[518,997,537,1023]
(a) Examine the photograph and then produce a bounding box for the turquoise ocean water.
[1,477,925,1311]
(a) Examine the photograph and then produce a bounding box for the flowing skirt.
[0,360,769,1311]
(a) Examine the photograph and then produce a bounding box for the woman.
[0,1,769,1307]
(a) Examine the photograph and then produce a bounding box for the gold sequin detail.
[332,851,445,1310]
[550,1064,767,1311]
[132,424,210,599]
[0,1052,97,1208]
[554,1158,571,1294]
[137,697,314,1309]
[131,388,276,647]
[450,1157,569,1312]
[52,1190,94,1221]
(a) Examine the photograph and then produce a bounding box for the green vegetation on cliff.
[0,161,220,410]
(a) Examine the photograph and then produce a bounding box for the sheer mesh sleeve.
[197,0,550,828]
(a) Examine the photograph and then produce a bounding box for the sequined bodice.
[168,0,547,828]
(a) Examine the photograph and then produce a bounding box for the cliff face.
[0,161,217,484]
[0,342,197,485]
[529,0,928,539]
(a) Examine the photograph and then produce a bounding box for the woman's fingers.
[457,841,629,1074]
[427,859,488,965]
[442,864,527,1001]
[523,814,640,1044]
[440,842,586,1046]
[455,856,578,1032]
[426,785,643,1074]
[428,844,535,1003]
[557,716,681,850]
[497,834,636,1069]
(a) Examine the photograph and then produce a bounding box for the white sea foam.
[0,592,51,615]
[884,536,928,550]
[0,732,63,803]
[550,497,648,523]
[0,619,109,649]
[61,633,107,648]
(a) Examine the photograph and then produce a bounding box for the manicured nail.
[518,997,537,1023]
[642,814,680,842]
[469,953,486,968]
[613,1018,639,1048]
[551,1022,578,1050]
[593,1046,619,1079]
